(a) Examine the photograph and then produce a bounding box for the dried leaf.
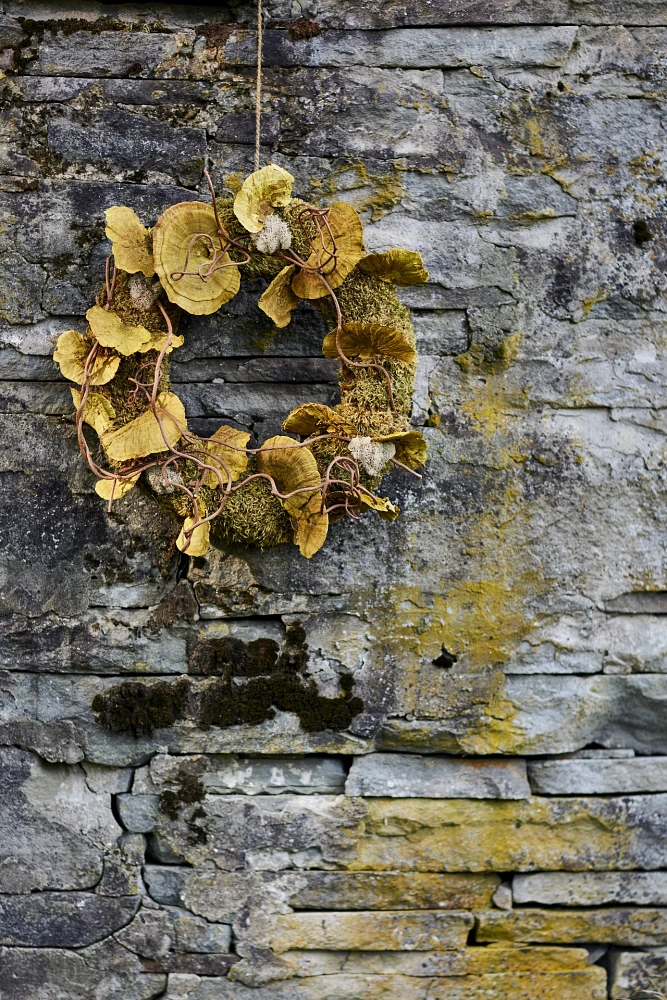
[256,434,328,558]
[358,492,400,521]
[95,474,140,501]
[292,202,364,300]
[153,201,240,315]
[70,388,116,436]
[54,329,120,385]
[358,248,428,285]
[102,392,186,462]
[378,429,428,469]
[322,322,416,365]
[177,517,210,557]
[201,424,251,488]
[233,164,294,233]
[86,305,154,355]
[258,265,298,328]
[105,206,155,277]
[283,403,355,438]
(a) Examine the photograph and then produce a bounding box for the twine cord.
[254,0,263,170]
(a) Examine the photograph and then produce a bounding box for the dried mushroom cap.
[233,163,294,233]
[358,248,428,285]
[256,434,328,558]
[283,403,355,438]
[201,424,251,488]
[153,201,240,315]
[258,264,298,328]
[101,392,186,462]
[378,428,428,469]
[322,322,417,365]
[71,388,116,436]
[292,202,364,300]
[177,517,210,557]
[54,329,120,385]
[95,474,141,501]
[137,329,184,354]
[87,305,154,356]
[105,206,155,278]
[358,491,400,521]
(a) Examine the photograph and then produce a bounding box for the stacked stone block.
[3,1,667,996]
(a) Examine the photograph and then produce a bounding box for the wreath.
[52,164,428,559]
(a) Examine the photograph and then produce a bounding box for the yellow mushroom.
[233,163,294,233]
[153,201,240,315]
[256,434,328,558]
[291,202,364,300]
[258,264,298,328]
[200,424,251,488]
[104,206,155,277]
[322,322,416,365]
[358,248,428,285]
[54,329,120,385]
[101,392,186,462]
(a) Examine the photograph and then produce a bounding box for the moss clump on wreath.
[92,626,364,736]
[53,163,429,560]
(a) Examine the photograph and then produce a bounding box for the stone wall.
[2,1,667,997]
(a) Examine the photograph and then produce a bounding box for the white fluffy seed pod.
[254,214,292,254]
[127,273,160,311]
[348,437,396,477]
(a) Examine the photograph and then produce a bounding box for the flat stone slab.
[513,871,667,906]
[477,908,667,947]
[608,947,667,996]
[528,756,667,794]
[0,892,138,947]
[268,911,474,953]
[281,945,591,976]
[162,969,607,1000]
[345,754,530,798]
[0,747,121,892]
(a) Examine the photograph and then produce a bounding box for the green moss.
[209,474,293,549]
[331,269,414,343]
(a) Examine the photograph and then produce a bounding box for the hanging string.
[254,0,263,171]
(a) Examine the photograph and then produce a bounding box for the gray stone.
[48,110,206,186]
[513,872,667,907]
[82,763,133,794]
[146,753,346,796]
[267,910,474,953]
[0,747,121,892]
[0,251,45,324]
[608,947,667,995]
[223,27,579,70]
[0,892,139,947]
[528,756,667,794]
[117,794,160,834]
[176,382,337,420]
[0,940,166,999]
[27,28,195,78]
[345,754,530,799]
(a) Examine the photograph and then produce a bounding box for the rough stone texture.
[345,754,530,798]
[528,756,667,794]
[3,1,667,997]
[513,871,667,906]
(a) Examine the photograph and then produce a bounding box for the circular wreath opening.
[53,164,429,560]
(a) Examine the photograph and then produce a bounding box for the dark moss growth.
[188,806,208,846]
[159,761,206,820]
[92,678,189,737]
[94,632,363,736]
[196,626,363,732]
[149,581,199,631]
[189,636,279,677]
[198,671,363,732]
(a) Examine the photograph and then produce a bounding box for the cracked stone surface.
[2,1,667,997]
